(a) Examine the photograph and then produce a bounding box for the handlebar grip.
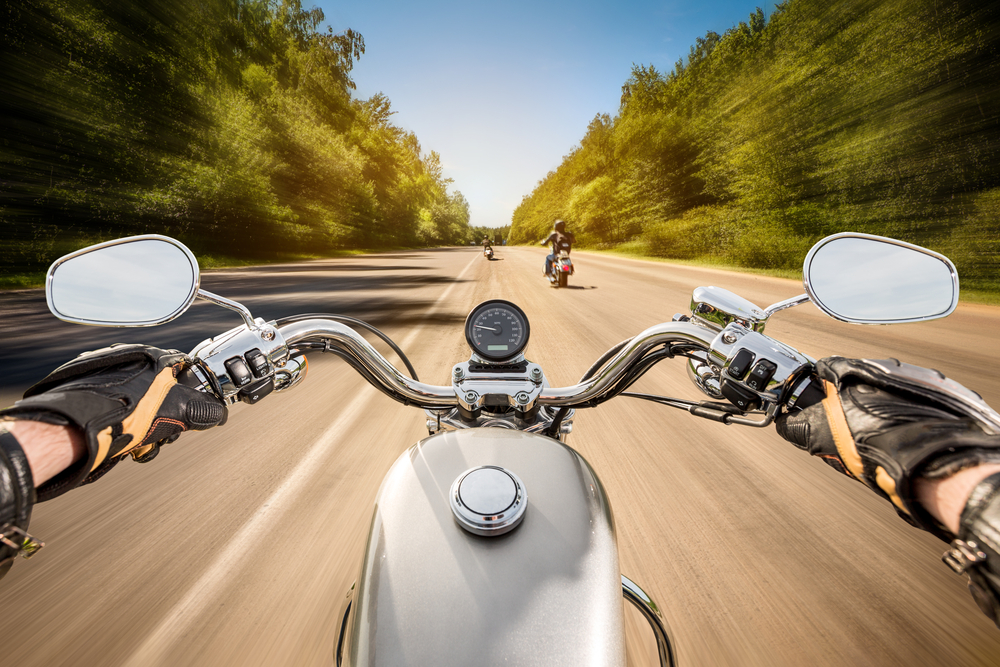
[789,377,825,410]
[178,362,223,398]
[177,365,204,389]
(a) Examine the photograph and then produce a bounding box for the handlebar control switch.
[720,378,762,412]
[244,348,270,378]
[726,349,756,380]
[745,359,777,392]
[224,356,254,389]
[239,377,275,404]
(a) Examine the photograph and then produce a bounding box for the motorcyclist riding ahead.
[540,219,575,277]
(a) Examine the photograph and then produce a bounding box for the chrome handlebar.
[538,321,715,405]
[278,319,458,407]
[275,318,716,409]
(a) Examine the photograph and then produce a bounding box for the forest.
[509,0,1000,294]
[1,0,472,286]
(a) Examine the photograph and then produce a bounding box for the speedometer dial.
[464,300,530,362]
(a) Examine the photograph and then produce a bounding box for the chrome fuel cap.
[450,466,527,536]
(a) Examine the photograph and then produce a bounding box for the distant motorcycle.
[39,232,967,666]
[484,246,494,260]
[546,251,573,287]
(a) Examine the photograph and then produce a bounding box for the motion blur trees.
[510,0,1000,292]
[0,0,470,283]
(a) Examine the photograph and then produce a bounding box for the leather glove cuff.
[0,427,38,579]
[941,472,1000,627]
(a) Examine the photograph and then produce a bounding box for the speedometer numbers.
[464,300,530,362]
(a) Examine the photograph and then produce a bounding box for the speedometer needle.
[475,325,501,333]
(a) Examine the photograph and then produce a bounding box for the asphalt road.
[2,245,1000,666]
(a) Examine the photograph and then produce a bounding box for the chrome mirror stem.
[198,289,256,329]
[763,294,810,319]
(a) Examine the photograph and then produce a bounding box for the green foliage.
[467,224,509,245]
[510,0,1000,293]
[0,0,470,278]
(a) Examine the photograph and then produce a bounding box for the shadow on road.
[225,263,431,274]
[0,254,470,393]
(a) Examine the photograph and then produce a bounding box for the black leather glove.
[776,357,1000,540]
[0,428,37,577]
[0,344,227,500]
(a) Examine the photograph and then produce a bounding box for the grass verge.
[578,246,1000,307]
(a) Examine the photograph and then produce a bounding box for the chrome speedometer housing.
[464,300,530,362]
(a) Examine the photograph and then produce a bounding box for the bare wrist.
[5,420,86,486]
[915,463,1000,535]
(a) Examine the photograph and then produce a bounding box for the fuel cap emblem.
[450,466,527,536]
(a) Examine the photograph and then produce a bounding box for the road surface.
[2,245,999,666]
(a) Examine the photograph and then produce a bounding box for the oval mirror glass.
[803,233,958,324]
[47,235,200,327]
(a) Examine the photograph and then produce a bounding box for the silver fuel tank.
[342,427,625,666]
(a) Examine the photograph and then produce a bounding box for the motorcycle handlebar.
[276,318,718,409]
[277,319,458,407]
[537,322,716,406]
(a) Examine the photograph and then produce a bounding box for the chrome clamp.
[943,539,988,575]
[0,523,44,559]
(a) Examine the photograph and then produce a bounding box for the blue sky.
[316,1,772,228]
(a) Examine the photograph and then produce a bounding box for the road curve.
[1,245,1000,667]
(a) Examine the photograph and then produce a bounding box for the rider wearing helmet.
[483,235,492,250]
[540,219,575,277]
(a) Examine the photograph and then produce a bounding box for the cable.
[579,337,634,382]
[541,338,632,438]
[275,313,419,380]
[295,341,441,409]
[541,342,703,437]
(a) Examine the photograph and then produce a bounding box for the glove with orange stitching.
[775,357,1000,540]
[0,344,227,500]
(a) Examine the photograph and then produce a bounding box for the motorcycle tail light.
[562,265,570,271]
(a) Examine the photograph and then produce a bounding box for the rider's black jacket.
[543,230,575,255]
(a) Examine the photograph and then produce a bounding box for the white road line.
[122,249,479,666]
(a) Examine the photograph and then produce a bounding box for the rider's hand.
[775,357,1000,539]
[0,344,227,500]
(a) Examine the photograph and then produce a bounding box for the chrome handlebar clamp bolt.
[515,392,531,406]
[529,367,542,382]
[454,366,465,380]
[465,391,479,404]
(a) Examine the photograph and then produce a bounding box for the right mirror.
[803,233,959,324]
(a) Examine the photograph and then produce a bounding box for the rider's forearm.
[8,417,997,527]
[916,463,1000,535]
[920,464,1000,627]
[5,420,85,486]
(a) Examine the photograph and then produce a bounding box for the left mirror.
[47,235,200,327]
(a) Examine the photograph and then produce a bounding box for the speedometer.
[464,300,530,362]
